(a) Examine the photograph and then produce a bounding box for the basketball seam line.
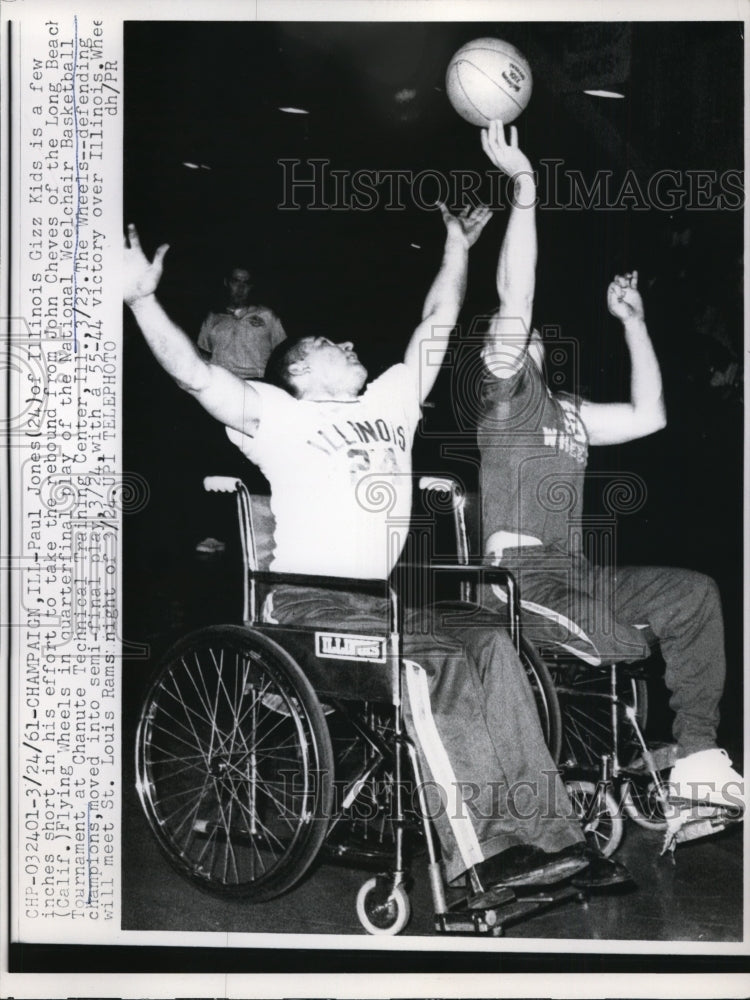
[454,70,493,124]
[455,46,532,70]
[453,58,525,113]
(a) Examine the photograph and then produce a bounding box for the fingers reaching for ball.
[438,202,492,248]
[481,120,533,182]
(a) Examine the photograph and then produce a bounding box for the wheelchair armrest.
[252,569,391,596]
[395,560,522,650]
[203,476,242,493]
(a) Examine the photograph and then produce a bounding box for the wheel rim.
[520,640,563,763]
[367,886,400,929]
[136,628,332,894]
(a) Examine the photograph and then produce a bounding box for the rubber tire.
[622,775,670,831]
[356,876,411,935]
[521,639,563,764]
[135,624,334,901]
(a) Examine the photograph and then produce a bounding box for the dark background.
[123,21,744,748]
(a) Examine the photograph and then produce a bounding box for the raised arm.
[481,122,537,378]
[579,271,667,445]
[123,225,261,436]
[403,203,491,403]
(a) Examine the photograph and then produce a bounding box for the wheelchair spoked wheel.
[564,779,624,857]
[520,639,563,764]
[553,664,648,772]
[135,624,334,901]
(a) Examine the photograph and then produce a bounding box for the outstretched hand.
[438,202,492,248]
[481,121,533,180]
[123,224,170,305]
[607,271,645,323]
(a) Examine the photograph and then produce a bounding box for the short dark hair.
[224,264,254,281]
[264,338,311,397]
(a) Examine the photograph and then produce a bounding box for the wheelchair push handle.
[418,475,462,503]
[203,475,242,493]
[419,475,471,601]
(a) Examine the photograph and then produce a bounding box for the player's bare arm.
[580,271,667,445]
[123,224,261,436]
[404,202,491,403]
[481,122,538,379]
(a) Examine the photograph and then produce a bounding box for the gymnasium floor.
[121,781,743,942]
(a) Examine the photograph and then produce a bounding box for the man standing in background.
[198,263,286,380]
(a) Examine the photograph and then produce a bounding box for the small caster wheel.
[565,779,624,857]
[356,876,411,935]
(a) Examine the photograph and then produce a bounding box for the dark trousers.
[267,585,582,883]
[485,551,726,757]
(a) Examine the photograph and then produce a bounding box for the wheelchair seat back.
[247,492,276,572]
[220,483,398,703]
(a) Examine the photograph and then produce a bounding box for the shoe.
[473,843,589,891]
[570,845,634,890]
[668,749,745,813]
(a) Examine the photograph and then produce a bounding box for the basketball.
[446,38,533,126]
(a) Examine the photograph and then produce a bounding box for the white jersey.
[227,364,420,579]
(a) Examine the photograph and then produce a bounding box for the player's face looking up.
[290,336,369,399]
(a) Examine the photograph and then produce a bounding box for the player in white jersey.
[124,181,628,899]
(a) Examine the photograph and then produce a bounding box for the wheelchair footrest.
[661,802,743,856]
[437,883,583,936]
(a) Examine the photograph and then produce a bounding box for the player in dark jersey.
[476,121,743,816]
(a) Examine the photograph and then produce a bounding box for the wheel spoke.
[136,629,333,897]
[155,775,213,833]
[169,664,217,765]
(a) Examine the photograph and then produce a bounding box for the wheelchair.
[424,476,739,859]
[134,476,586,936]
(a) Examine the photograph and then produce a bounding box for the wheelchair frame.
[424,475,740,858]
[134,476,584,935]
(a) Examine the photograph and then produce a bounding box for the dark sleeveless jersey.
[477,354,589,554]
